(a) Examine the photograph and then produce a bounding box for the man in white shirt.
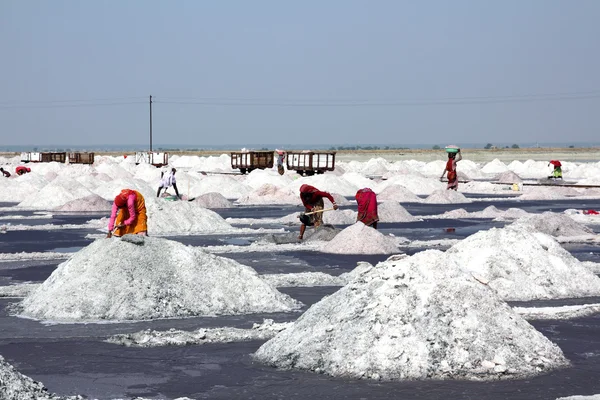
[157,168,181,199]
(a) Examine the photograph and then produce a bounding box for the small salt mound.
[510,212,594,238]
[236,184,298,205]
[254,250,569,381]
[18,178,94,209]
[243,169,292,189]
[287,175,359,197]
[518,187,567,201]
[378,174,443,196]
[341,172,378,190]
[496,170,523,183]
[322,222,399,254]
[54,194,111,212]
[188,175,252,200]
[193,192,234,208]
[446,226,600,300]
[481,159,509,174]
[0,354,74,399]
[147,201,234,234]
[438,206,529,220]
[375,184,422,203]
[20,237,300,322]
[378,201,419,222]
[321,209,357,225]
[423,190,472,204]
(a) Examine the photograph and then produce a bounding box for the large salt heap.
[378,201,420,222]
[322,222,399,254]
[423,190,472,204]
[18,178,94,209]
[254,250,569,380]
[20,237,300,322]
[510,212,595,238]
[146,200,235,234]
[446,226,600,300]
[54,194,111,212]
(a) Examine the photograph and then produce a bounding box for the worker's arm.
[123,194,137,226]
[455,151,463,162]
[440,169,447,181]
[315,190,338,210]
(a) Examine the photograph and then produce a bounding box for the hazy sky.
[1,0,599,147]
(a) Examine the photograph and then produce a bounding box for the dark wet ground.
[1,200,600,399]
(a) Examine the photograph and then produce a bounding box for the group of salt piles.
[3,153,600,389]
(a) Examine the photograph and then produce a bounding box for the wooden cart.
[20,152,42,163]
[68,152,95,164]
[286,151,336,176]
[230,151,274,174]
[41,152,67,163]
[135,152,169,167]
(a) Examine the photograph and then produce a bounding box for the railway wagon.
[68,152,95,164]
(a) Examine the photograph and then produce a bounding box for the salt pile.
[496,170,523,183]
[446,226,600,300]
[20,237,300,322]
[510,212,595,238]
[192,192,234,208]
[254,250,569,380]
[147,201,235,234]
[53,194,111,212]
[0,354,82,399]
[188,175,251,199]
[262,272,343,287]
[423,190,472,204]
[375,184,422,202]
[481,159,509,174]
[18,178,94,209]
[378,201,419,222]
[322,222,399,254]
[236,184,298,205]
[434,206,528,220]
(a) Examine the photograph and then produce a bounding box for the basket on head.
[445,145,460,154]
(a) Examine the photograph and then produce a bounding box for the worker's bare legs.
[299,224,306,240]
[157,186,163,197]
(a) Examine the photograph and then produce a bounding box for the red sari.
[355,188,379,227]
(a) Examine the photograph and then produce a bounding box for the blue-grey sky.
[1,0,599,147]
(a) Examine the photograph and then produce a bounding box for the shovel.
[298,207,336,225]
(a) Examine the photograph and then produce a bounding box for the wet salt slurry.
[254,250,569,380]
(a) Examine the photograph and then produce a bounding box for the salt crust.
[510,212,595,238]
[0,252,72,262]
[322,222,400,254]
[0,355,83,400]
[446,226,600,301]
[515,304,600,320]
[0,283,40,298]
[254,250,569,380]
[192,192,233,208]
[53,193,111,212]
[423,190,472,204]
[106,319,291,347]
[19,237,301,322]
[556,395,600,400]
[262,272,344,287]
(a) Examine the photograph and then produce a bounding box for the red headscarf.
[114,189,135,208]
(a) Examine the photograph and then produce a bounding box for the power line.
[0,101,147,110]
[0,96,146,105]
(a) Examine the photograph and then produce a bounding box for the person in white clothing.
[157,168,181,198]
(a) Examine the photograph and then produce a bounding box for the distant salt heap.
[378,201,419,222]
[435,206,528,220]
[20,237,300,322]
[18,178,94,209]
[322,222,399,254]
[496,170,523,184]
[423,190,472,204]
[236,184,298,205]
[146,201,234,234]
[446,226,600,300]
[510,212,595,238]
[0,355,81,400]
[481,159,509,174]
[192,192,234,208]
[375,184,422,203]
[254,250,569,380]
[54,194,111,212]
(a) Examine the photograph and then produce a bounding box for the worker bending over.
[157,168,181,198]
[107,189,148,238]
[298,184,338,240]
[355,188,379,229]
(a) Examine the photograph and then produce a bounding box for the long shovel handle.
[304,207,336,216]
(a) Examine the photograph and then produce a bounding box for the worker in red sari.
[15,166,31,176]
[440,150,462,190]
[106,189,148,238]
[298,184,338,240]
[548,160,562,179]
[355,188,379,229]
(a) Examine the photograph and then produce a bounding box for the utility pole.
[149,95,153,152]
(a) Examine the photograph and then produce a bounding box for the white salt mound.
[54,194,111,212]
[0,354,82,399]
[446,226,600,301]
[496,170,523,183]
[20,237,301,322]
[376,184,422,203]
[254,250,569,381]
[378,201,419,222]
[236,184,297,205]
[423,190,472,204]
[147,201,234,234]
[192,192,234,208]
[18,178,94,209]
[510,212,594,238]
[322,222,399,254]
